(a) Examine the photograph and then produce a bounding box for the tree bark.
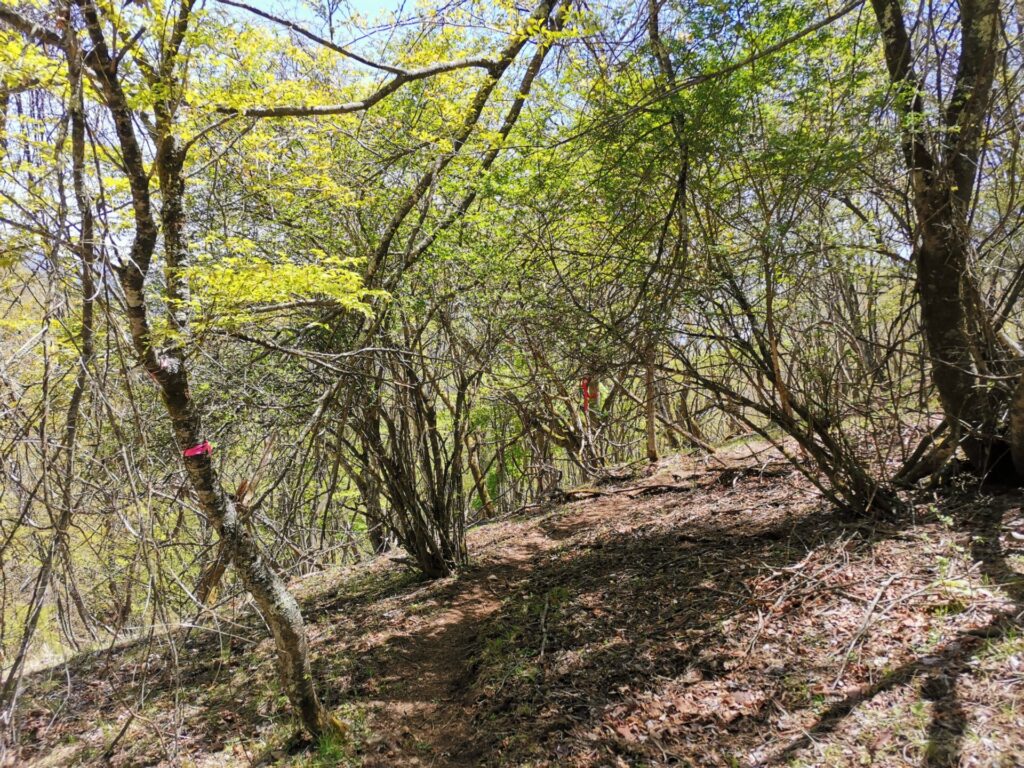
[72,0,336,735]
[870,0,1017,478]
[466,433,496,518]
[645,350,659,462]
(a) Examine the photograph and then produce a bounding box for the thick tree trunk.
[915,198,1005,472]
[871,0,1018,480]
[1008,375,1024,475]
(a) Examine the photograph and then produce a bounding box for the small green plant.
[292,706,370,767]
[929,599,967,618]
[313,730,348,766]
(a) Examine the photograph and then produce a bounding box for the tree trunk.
[361,473,391,555]
[162,368,334,734]
[583,377,603,470]
[645,350,659,462]
[870,0,1018,480]
[72,4,336,728]
[466,433,496,517]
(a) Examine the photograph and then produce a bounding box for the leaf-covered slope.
[15,448,1024,767]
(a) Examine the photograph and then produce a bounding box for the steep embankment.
[14,447,1024,767]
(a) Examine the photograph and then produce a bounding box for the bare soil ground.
[11,446,1024,766]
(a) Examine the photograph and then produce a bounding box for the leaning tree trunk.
[466,433,496,518]
[71,2,336,733]
[154,142,337,736]
[644,349,659,462]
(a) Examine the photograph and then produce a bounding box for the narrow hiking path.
[323,464,658,766]
[13,446,1024,767]
[339,449,823,766]
[353,520,559,766]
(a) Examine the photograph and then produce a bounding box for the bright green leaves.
[0,28,60,90]
[192,24,335,114]
[185,250,382,331]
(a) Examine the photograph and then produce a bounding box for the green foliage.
[185,251,380,329]
[1,0,1022,754]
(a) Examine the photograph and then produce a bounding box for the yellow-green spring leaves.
[185,250,383,331]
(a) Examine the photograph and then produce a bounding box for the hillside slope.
[14,448,1024,767]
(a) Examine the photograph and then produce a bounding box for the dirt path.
[349,460,729,766]
[358,510,577,766]
[332,452,1024,768]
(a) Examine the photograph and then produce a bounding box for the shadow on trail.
[14,480,1024,767]
[11,555,442,763]
[340,528,554,767]
[447,498,892,766]
[770,492,1024,768]
[921,495,1023,768]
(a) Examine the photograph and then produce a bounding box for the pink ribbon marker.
[182,441,212,458]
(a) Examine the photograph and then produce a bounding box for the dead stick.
[832,573,900,688]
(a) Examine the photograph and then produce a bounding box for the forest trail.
[348,468,660,766]
[14,445,1024,767]
[345,444,852,766]
[6,0,1024,764]
[353,515,558,767]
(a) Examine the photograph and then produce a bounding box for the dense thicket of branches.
[1,0,1022,745]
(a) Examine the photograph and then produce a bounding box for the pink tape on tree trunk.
[182,441,211,458]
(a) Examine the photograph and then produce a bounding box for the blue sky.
[241,0,409,23]
[219,0,420,59]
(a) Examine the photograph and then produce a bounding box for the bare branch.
[0,6,63,47]
[217,54,498,118]
[215,0,406,75]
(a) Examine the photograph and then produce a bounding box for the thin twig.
[832,573,900,688]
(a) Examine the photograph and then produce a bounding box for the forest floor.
[12,444,1024,767]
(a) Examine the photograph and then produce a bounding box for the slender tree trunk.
[645,349,659,462]
[0,34,94,723]
[71,0,337,731]
[160,363,333,733]
[466,433,495,518]
[195,543,230,606]
[361,473,391,555]
[676,387,705,442]
[583,377,603,470]
[153,146,335,734]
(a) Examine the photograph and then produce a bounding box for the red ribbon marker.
[182,441,212,458]
[581,378,591,413]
